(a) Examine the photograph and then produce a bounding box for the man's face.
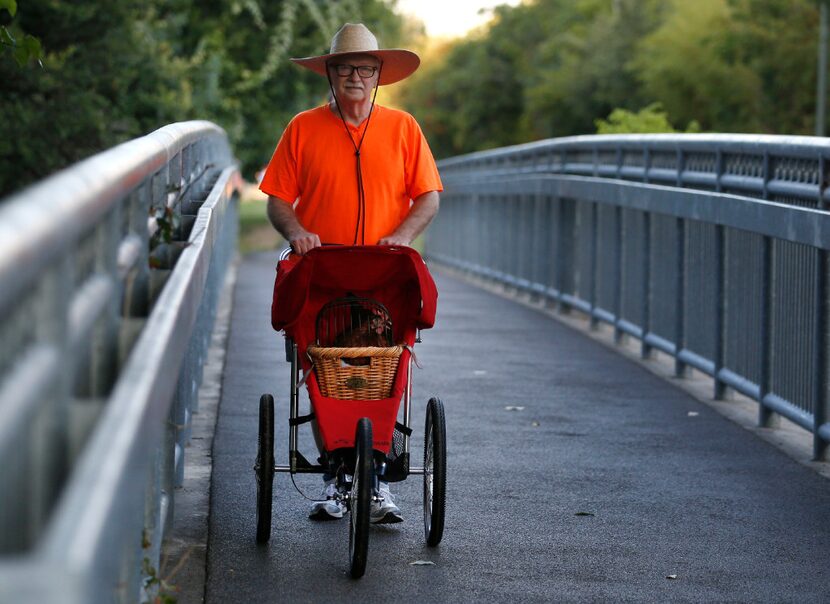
[327,54,381,104]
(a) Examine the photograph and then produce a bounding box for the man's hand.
[267,195,321,255]
[289,229,322,255]
[377,234,411,246]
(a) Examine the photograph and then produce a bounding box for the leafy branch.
[148,164,215,265]
[1,0,43,68]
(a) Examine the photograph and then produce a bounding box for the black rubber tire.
[349,418,373,578]
[255,394,275,544]
[424,397,446,546]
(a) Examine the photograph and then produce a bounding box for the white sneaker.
[370,482,403,524]
[309,479,346,520]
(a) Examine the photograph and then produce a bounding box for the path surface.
[205,251,830,603]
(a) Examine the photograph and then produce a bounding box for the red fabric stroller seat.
[272,245,437,452]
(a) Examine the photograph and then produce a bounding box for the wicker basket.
[307,345,403,400]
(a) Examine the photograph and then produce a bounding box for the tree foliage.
[595,102,700,134]
[396,0,822,158]
[0,0,404,197]
[3,0,824,192]
[1,0,43,67]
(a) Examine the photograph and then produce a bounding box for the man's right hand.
[289,230,322,255]
[266,196,321,255]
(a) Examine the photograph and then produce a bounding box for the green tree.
[0,0,405,196]
[630,0,818,134]
[520,0,665,140]
[725,0,819,133]
[0,0,43,67]
[631,0,762,132]
[401,3,541,158]
[595,102,700,133]
[398,0,821,159]
[0,1,192,195]
[400,0,667,157]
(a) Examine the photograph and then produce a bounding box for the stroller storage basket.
[308,345,403,400]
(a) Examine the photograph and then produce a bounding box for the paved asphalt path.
[206,251,830,603]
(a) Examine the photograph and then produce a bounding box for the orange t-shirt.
[259,104,443,245]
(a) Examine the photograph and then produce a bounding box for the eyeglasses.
[330,63,378,78]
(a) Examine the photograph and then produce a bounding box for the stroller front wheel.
[349,417,373,578]
[423,397,446,546]
[255,394,275,544]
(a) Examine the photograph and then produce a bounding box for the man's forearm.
[378,190,440,245]
[267,195,321,254]
[267,196,302,239]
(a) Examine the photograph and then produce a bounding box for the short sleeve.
[259,118,300,203]
[404,115,443,201]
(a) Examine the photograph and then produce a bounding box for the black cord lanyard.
[326,63,383,245]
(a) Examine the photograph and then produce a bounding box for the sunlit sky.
[395,0,522,39]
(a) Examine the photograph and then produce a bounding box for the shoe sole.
[309,509,344,521]
[371,512,403,525]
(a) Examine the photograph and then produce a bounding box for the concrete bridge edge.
[160,255,239,604]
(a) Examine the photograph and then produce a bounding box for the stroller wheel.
[255,394,275,544]
[423,397,446,546]
[349,418,373,578]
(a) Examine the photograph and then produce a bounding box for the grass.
[237,193,284,255]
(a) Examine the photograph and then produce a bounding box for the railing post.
[641,212,652,359]
[675,217,687,377]
[555,198,569,313]
[713,225,727,399]
[91,206,121,397]
[532,185,547,296]
[813,249,829,460]
[614,205,624,344]
[589,202,599,329]
[759,236,777,427]
[36,257,73,543]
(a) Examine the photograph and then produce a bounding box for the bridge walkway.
[203,251,830,602]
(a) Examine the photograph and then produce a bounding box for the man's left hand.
[377,234,410,246]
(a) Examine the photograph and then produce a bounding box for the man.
[260,22,441,254]
[259,23,442,523]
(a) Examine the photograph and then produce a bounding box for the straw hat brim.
[290,49,420,86]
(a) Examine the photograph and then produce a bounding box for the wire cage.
[314,295,394,348]
[309,296,402,400]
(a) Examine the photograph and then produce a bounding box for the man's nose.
[348,69,362,82]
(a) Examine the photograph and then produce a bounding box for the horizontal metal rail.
[429,134,830,461]
[0,121,239,602]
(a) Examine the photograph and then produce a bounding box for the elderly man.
[259,23,442,523]
[260,22,441,253]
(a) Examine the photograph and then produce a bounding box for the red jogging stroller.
[254,245,446,578]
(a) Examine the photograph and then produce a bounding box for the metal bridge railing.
[429,134,830,460]
[0,121,239,602]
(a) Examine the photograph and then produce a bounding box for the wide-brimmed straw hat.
[290,23,420,86]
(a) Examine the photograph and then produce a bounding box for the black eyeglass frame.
[329,63,380,78]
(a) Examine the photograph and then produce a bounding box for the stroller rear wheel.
[423,397,446,546]
[255,394,275,544]
[349,418,373,578]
